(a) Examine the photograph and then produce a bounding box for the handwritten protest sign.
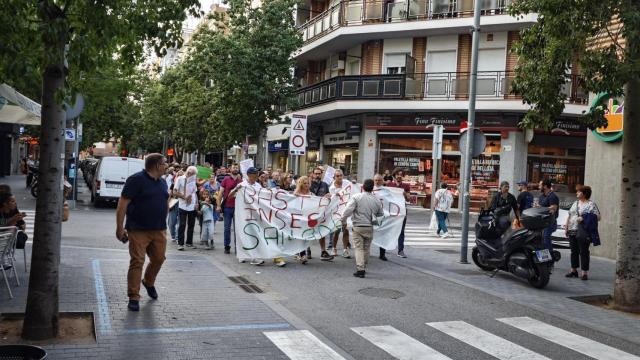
[322,166,335,185]
[234,183,405,259]
[239,158,254,180]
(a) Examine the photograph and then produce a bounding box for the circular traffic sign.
[291,135,304,147]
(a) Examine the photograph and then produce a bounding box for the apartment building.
[271,0,590,207]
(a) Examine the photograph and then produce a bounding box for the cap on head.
[517,180,528,186]
[247,167,259,175]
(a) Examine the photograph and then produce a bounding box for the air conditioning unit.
[331,59,345,70]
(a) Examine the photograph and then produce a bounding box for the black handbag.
[16,231,28,249]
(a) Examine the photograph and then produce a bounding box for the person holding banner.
[294,176,312,264]
[384,168,410,258]
[310,167,334,261]
[217,164,242,254]
[374,174,389,261]
[341,179,383,278]
[329,169,351,259]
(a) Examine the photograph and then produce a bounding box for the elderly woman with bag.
[564,185,600,281]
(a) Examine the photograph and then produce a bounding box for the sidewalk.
[391,242,640,345]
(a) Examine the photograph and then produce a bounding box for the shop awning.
[0,83,41,126]
[266,124,290,141]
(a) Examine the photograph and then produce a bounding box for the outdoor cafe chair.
[0,226,20,299]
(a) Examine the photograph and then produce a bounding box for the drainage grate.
[359,287,405,299]
[228,276,264,293]
[435,249,459,254]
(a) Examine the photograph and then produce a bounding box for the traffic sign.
[459,128,486,158]
[289,114,307,155]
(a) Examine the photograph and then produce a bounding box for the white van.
[91,157,145,205]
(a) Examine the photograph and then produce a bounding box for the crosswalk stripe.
[427,321,550,360]
[498,317,640,360]
[352,325,452,360]
[405,242,466,247]
[264,330,346,360]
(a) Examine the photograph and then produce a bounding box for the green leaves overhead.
[508,0,640,130]
[140,0,302,152]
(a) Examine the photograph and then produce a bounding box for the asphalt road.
[11,175,640,360]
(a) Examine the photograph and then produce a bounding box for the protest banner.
[239,158,254,180]
[234,183,405,259]
[323,166,336,185]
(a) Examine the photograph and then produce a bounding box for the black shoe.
[128,300,140,311]
[581,274,589,281]
[565,271,578,278]
[320,251,334,261]
[224,246,231,254]
[2,264,12,270]
[306,249,312,259]
[379,255,388,261]
[353,270,365,278]
[142,280,158,299]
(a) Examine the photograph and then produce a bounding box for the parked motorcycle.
[471,207,561,289]
[28,165,39,198]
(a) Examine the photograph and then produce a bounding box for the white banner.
[234,183,406,259]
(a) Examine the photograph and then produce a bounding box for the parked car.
[81,158,99,187]
[551,208,569,249]
[91,157,144,206]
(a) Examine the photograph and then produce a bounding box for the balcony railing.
[300,0,512,44]
[293,72,588,109]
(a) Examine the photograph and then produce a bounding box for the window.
[385,53,408,74]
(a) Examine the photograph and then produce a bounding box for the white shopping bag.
[428,211,438,231]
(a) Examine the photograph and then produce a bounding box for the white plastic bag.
[429,211,438,231]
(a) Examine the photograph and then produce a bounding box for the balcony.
[294,72,588,110]
[300,0,513,45]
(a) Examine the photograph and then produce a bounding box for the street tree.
[0,0,201,340]
[509,0,640,311]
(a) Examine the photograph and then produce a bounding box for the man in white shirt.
[175,166,198,250]
[329,169,351,258]
[373,174,389,261]
[229,167,286,267]
[434,182,453,238]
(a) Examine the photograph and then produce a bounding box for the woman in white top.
[434,182,453,238]
[564,185,600,280]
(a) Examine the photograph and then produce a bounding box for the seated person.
[489,181,519,232]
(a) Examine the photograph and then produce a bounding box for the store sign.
[471,158,500,181]
[323,132,359,146]
[551,120,585,135]
[591,92,624,142]
[345,122,361,136]
[393,157,421,170]
[268,141,288,152]
[289,114,307,155]
[539,162,568,175]
[374,114,519,129]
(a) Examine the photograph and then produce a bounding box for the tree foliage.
[140,0,302,153]
[509,0,640,129]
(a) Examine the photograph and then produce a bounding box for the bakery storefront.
[369,113,587,210]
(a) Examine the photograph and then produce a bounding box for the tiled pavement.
[387,244,640,345]
[0,246,297,359]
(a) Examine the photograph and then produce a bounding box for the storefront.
[323,132,359,178]
[268,140,289,170]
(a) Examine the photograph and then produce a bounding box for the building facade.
[272,0,590,208]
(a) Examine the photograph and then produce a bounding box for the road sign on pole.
[289,114,307,156]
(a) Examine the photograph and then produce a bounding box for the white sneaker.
[250,259,265,266]
[442,232,450,238]
[332,248,338,257]
[342,249,351,258]
[239,258,246,263]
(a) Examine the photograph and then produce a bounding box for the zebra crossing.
[264,317,640,360]
[20,209,35,241]
[404,224,475,249]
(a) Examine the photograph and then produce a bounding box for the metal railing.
[300,0,512,44]
[293,72,588,109]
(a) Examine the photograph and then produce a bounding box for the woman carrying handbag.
[564,185,600,281]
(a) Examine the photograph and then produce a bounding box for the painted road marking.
[427,321,550,360]
[92,259,112,335]
[352,325,452,360]
[264,330,346,360]
[498,317,640,360]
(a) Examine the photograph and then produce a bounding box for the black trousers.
[569,233,590,271]
[178,209,197,246]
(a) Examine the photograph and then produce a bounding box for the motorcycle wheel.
[472,247,496,271]
[528,262,550,289]
[30,183,38,198]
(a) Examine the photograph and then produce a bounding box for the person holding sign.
[373,174,389,261]
[329,169,351,258]
[341,179,383,278]
[294,176,312,264]
[384,168,410,258]
[310,167,334,261]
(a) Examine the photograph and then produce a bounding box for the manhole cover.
[359,287,405,299]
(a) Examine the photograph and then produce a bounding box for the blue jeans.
[542,220,556,251]
[168,205,179,239]
[435,210,448,234]
[223,207,235,248]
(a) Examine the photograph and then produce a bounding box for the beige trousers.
[352,226,373,271]
[128,230,167,300]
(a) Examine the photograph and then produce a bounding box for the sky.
[185,0,217,29]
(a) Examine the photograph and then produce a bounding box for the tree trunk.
[21,40,66,339]
[613,75,640,313]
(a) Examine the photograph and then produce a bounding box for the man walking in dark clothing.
[516,180,533,213]
[538,179,559,251]
[310,167,333,261]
